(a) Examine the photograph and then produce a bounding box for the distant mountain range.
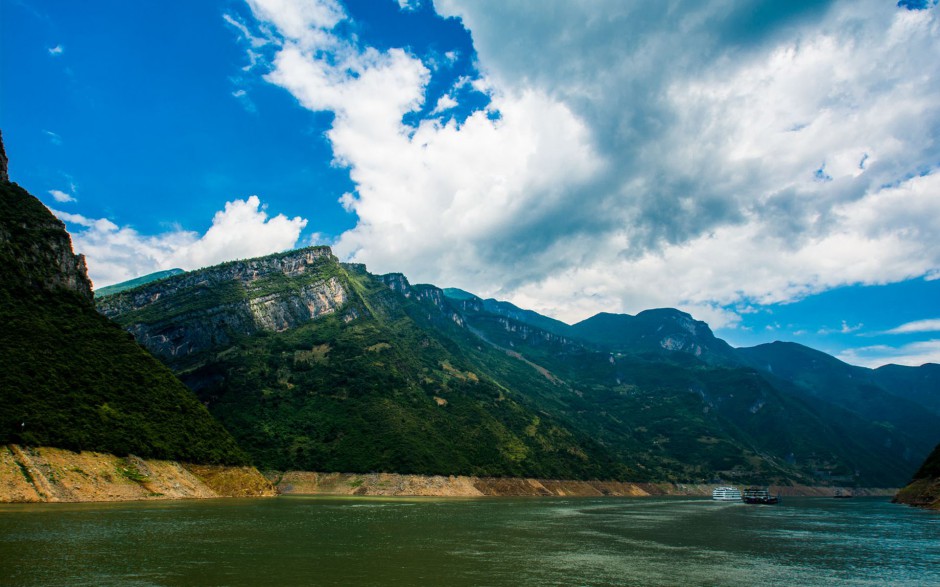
[97,249,940,486]
[95,268,184,297]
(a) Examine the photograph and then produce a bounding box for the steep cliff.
[0,175,248,465]
[0,177,93,302]
[0,130,9,182]
[97,247,350,365]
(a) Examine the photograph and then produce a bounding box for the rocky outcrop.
[894,443,940,510]
[0,130,9,182]
[0,179,93,301]
[97,247,350,364]
[0,445,275,503]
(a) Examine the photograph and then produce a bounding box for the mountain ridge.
[99,246,939,486]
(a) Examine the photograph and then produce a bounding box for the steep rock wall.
[97,247,350,364]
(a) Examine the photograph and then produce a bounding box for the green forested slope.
[164,266,628,478]
[99,243,931,485]
[0,180,248,464]
[894,443,940,509]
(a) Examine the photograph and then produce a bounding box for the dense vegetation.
[172,268,628,479]
[100,240,937,485]
[894,442,940,509]
[0,181,248,465]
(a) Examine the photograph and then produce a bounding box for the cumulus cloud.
[397,0,421,11]
[885,319,940,334]
[48,44,64,56]
[52,196,307,288]
[240,0,940,324]
[837,339,940,368]
[429,93,457,114]
[48,189,76,203]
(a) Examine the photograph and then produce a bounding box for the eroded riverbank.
[271,470,896,498]
[0,445,897,503]
[0,445,275,502]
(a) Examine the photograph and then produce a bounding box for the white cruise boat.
[712,486,742,501]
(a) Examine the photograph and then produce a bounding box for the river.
[1,496,937,586]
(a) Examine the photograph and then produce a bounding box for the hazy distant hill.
[872,363,940,417]
[570,309,740,365]
[736,342,939,457]
[99,247,937,485]
[0,179,247,465]
[95,268,184,298]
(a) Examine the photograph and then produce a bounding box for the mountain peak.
[0,181,93,301]
[0,129,8,182]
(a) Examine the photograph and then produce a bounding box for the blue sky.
[2,0,939,368]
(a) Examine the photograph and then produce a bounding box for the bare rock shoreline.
[0,445,275,503]
[0,445,896,503]
[271,471,896,499]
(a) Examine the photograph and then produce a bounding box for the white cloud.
[430,93,457,114]
[48,44,64,56]
[240,0,940,325]
[837,339,940,368]
[885,319,940,334]
[397,0,420,11]
[52,196,307,288]
[48,189,76,203]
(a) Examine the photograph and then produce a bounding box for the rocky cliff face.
[97,247,351,365]
[1,175,250,467]
[0,130,9,182]
[0,154,93,301]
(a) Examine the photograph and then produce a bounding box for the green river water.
[1,496,937,586]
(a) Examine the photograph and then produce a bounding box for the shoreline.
[0,445,275,503]
[0,445,897,503]
[270,471,897,499]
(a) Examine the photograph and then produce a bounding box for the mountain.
[95,268,185,298]
[99,247,935,486]
[0,176,248,465]
[736,342,940,459]
[97,255,626,479]
[570,310,740,365]
[872,363,940,417]
[894,443,940,509]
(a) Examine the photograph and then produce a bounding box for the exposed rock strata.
[0,445,275,503]
[272,471,895,498]
[0,179,93,301]
[97,247,348,363]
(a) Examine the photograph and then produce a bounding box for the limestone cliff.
[1,164,249,468]
[0,177,93,301]
[0,130,9,182]
[97,247,351,365]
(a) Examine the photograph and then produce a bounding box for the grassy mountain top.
[0,180,248,465]
[95,268,185,298]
